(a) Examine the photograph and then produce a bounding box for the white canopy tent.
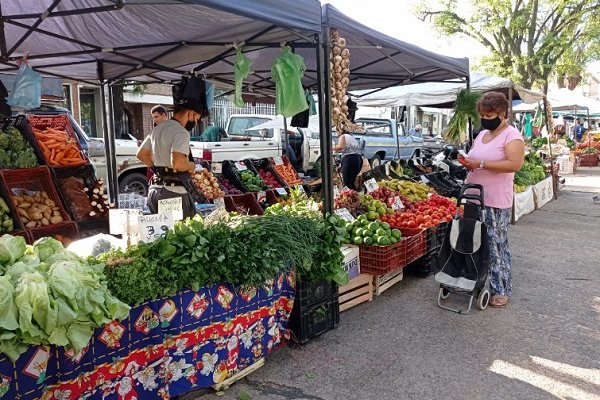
[513,88,600,113]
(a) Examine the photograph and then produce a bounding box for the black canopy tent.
[1,1,470,213]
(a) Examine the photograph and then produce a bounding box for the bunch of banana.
[513,184,526,193]
[378,179,431,202]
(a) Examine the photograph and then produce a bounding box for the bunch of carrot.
[272,162,302,185]
[32,127,88,167]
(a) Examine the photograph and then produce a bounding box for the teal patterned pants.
[483,206,513,297]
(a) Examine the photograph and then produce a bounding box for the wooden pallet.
[212,358,265,392]
[339,274,373,312]
[373,268,404,296]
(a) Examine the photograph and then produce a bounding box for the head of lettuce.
[0,234,26,266]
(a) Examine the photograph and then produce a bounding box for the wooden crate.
[339,274,373,312]
[373,268,404,296]
[212,358,265,392]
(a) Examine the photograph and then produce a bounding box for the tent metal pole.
[3,2,123,20]
[508,86,513,126]
[316,31,334,214]
[98,61,119,207]
[467,75,473,147]
[0,3,7,61]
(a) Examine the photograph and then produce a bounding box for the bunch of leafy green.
[0,126,39,169]
[0,236,130,362]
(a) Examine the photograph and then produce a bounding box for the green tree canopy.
[418,0,600,92]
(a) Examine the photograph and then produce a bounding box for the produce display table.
[0,273,295,400]
[513,186,535,223]
[533,176,554,209]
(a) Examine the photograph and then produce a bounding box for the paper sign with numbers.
[296,185,305,193]
[203,206,229,226]
[257,191,267,203]
[334,186,340,198]
[109,209,142,235]
[194,163,204,172]
[273,156,284,165]
[365,178,378,193]
[236,161,247,171]
[420,175,430,184]
[335,208,355,222]
[158,197,183,221]
[392,196,405,211]
[211,162,222,174]
[138,213,174,243]
[276,188,287,195]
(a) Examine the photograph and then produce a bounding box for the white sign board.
[334,186,340,199]
[391,196,404,211]
[158,197,183,221]
[335,208,355,222]
[257,191,267,204]
[273,156,284,165]
[109,209,142,235]
[204,206,229,226]
[365,178,378,193]
[420,175,430,184]
[214,197,225,208]
[276,188,287,196]
[211,162,222,174]
[194,163,204,172]
[296,185,305,193]
[137,213,175,243]
[236,161,247,171]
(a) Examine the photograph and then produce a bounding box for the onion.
[341,59,349,68]
[334,55,343,64]
[333,47,341,56]
[342,48,350,58]
[339,38,346,47]
[342,77,350,86]
[342,68,350,77]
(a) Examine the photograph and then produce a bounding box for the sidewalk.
[563,165,600,193]
[191,190,600,400]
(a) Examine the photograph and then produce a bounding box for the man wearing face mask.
[457,91,525,308]
[137,79,207,219]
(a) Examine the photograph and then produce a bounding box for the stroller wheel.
[477,289,490,310]
[439,287,450,300]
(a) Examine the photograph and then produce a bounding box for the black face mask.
[185,119,198,131]
[481,116,502,131]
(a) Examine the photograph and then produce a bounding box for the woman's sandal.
[490,295,508,308]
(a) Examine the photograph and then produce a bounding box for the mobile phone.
[458,149,469,158]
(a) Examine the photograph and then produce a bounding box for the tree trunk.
[112,85,125,139]
[557,74,566,89]
[567,74,582,90]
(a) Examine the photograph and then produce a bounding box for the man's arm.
[171,152,195,173]
[137,148,154,167]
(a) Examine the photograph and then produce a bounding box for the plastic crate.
[288,294,339,345]
[252,158,288,188]
[224,193,264,215]
[270,155,302,185]
[0,180,24,233]
[404,222,449,278]
[52,164,107,222]
[0,166,71,228]
[10,230,31,244]
[222,160,250,192]
[359,231,426,275]
[295,279,339,310]
[578,154,598,167]
[0,115,46,167]
[28,221,79,246]
[77,217,109,238]
[27,115,89,168]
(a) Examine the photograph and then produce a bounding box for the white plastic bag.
[7,64,42,109]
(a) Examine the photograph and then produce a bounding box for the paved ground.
[563,165,600,193]
[190,183,600,400]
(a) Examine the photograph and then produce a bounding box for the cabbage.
[0,275,19,330]
[33,237,65,262]
[0,234,27,265]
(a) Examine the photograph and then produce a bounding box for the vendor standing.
[137,79,207,219]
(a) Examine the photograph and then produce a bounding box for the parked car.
[190,114,321,174]
[348,118,423,167]
[22,105,149,196]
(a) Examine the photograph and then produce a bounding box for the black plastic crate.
[404,222,449,278]
[288,298,340,345]
[295,279,339,309]
[77,217,109,238]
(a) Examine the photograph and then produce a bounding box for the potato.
[25,221,37,228]
[50,216,63,224]
[42,218,50,226]
[17,202,31,209]
[30,211,43,221]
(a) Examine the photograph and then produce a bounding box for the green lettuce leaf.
[0,276,19,331]
[0,234,27,265]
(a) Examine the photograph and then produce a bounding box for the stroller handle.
[458,183,485,205]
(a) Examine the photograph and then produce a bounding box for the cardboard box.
[341,244,360,280]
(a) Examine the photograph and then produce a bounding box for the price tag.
[439,162,450,173]
[158,197,184,221]
[194,163,204,172]
[365,178,378,193]
[236,161,247,171]
[335,208,355,222]
[211,162,222,174]
[257,191,267,203]
[273,156,284,165]
[276,188,287,196]
[204,206,229,226]
[296,185,305,193]
[420,175,430,184]
[334,186,340,199]
[214,197,225,208]
[137,213,174,243]
[109,209,142,235]
[392,196,405,211]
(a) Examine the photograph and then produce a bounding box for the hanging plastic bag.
[205,80,215,109]
[271,46,308,117]
[7,64,42,109]
[234,48,251,107]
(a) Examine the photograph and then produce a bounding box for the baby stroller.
[433,183,490,314]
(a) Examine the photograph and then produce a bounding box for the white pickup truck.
[189,114,321,174]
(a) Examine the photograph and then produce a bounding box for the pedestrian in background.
[409,124,423,138]
[151,105,169,127]
[458,91,525,308]
[574,120,586,142]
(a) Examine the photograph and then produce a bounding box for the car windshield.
[227,117,272,136]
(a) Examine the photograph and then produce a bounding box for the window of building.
[63,85,73,113]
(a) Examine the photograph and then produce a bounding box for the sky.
[321,0,489,61]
